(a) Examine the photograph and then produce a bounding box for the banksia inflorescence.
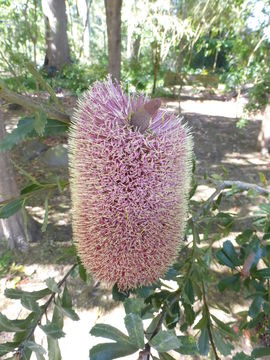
[69,77,193,290]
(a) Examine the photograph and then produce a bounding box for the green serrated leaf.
[124,298,144,315]
[184,279,195,304]
[78,264,87,281]
[34,109,47,136]
[216,243,237,269]
[183,302,195,325]
[52,301,64,329]
[211,315,236,337]
[212,330,233,356]
[112,283,130,301]
[159,352,176,360]
[124,313,145,349]
[252,347,270,358]
[149,330,181,352]
[21,296,40,313]
[232,352,253,360]
[0,313,29,332]
[0,198,24,219]
[263,301,270,315]
[218,274,241,292]
[62,285,72,308]
[55,304,79,321]
[90,323,132,345]
[198,328,209,356]
[0,342,19,356]
[0,117,35,152]
[20,183,43,195]
[39,322,65,339]
[45,278,60,293]
[249,296,263,318]
[4,287,51,300]
[175,336,198,355]
[193,312,208,330]
[253,268,270,278]
[43,119,68,136]
[89,342,137,360]
[21,206,30,244]
[145,313,162,341]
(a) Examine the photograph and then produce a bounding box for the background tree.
[104,0,122,81]
[42,0,71,70]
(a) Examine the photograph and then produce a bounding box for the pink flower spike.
[69,76,193,290]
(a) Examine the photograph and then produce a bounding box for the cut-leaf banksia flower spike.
[69,77,193,290]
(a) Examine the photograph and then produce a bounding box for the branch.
[18,264,77,358]
[219,180,270,196]
[0,79,70,123]
[193,180,270,222]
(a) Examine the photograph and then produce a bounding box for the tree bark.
[259,102,270,156]
[152,41,160,95]
[104,0,122,81]
[42,0,71,70]
[0,104,39,250]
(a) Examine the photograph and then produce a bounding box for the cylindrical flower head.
[69,77,193,290]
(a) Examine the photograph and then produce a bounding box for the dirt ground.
[0,94,269,359]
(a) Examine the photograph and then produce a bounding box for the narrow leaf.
[39,322,65,339]
[45,278,60,293]
[145,313,162,341]
[124,298,144,315]
[4,287,51,300]
[0,342,19,356]
[149,330,181,352]
[212,331,233,356]
[89,342,137,360]
[0,313,29,332]
[252,347,270,358]
[55,304,79,321]
[175,336,198,355]
[159,352,176,360]
[124,313,145,349]
[21,296,40,313]
[47,336,62,360]
[198,328,209,356]
[34,109,47,136]
[0,198,24,219]
[90,323,131,345]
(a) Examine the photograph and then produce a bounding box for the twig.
[18,264,77,359]
[25,62,65,112]
[0,79,70,123]
[202,281,220,360]
[193,180,270,222]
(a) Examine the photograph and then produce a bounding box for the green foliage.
[0,266,79,359]
[0,117,68,152]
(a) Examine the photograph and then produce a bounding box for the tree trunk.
[42,0,71,70]
[131,36,141,60]
[78,0,92,60]
[104,0,122,81]
[152,42,160,95]
[0,104,39,251]
[259,102,270,156]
